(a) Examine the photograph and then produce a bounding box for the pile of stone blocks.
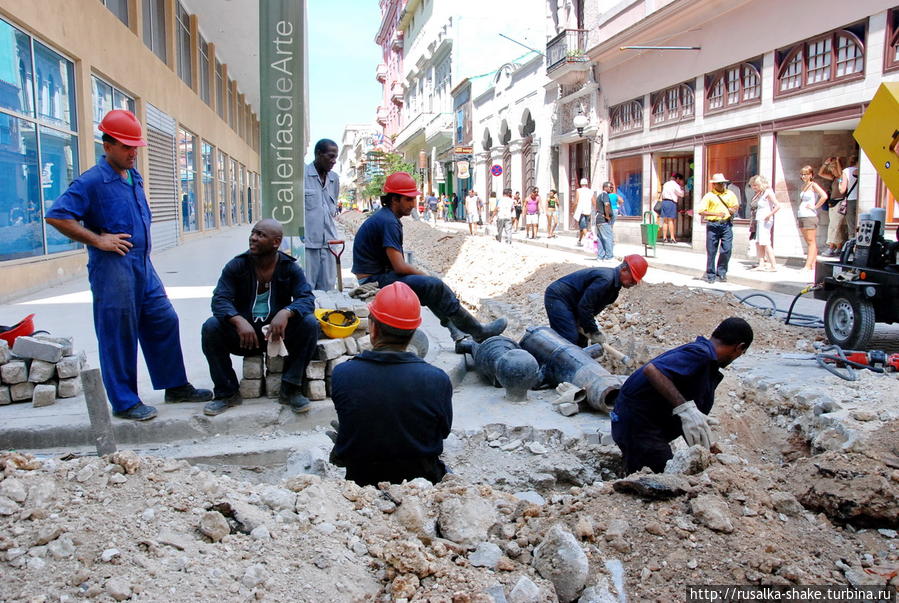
[234,291,372,402]
[0,336,86,407]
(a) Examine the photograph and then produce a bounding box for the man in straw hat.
[697,173,740,283]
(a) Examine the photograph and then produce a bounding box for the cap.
[580,178,588,185]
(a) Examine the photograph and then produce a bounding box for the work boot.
[203,392,242,416]
[112,402,158,421]
[448,307,508,343]
[439,316,468,342]
[165,383,214,403]
[279,381,311,414]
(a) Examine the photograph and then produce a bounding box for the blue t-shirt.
[613,336,722,439]
[352,206,404,275]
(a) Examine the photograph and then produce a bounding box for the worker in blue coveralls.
[45,110,211,421]
[331,281,453,486]
[543,255,647,347]
[304,139,340,291]
[611,317,753,474]
[352,171,507,342]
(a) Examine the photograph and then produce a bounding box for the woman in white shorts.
[748,175,780,271]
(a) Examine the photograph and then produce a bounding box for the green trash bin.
[641,211,659,257]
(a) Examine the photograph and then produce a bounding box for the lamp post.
[418,150,428,193]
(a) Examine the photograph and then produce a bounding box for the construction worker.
[331,282,453,486]
[543,255,648,346]
[45,110,211,421]
[611,317,753,474]
[352,171,507,342]
[200,219,320,416]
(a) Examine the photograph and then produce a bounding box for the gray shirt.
[304,162,339,249]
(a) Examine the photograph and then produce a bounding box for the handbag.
[828,177,857,208]
[653,200,663,213]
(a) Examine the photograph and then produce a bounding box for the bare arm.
[386,247,425,276]
[45,218,132,256]
[812,183,829,209]
[643,362,687,410]
[766,189,781,215]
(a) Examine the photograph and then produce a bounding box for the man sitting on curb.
[543,255,647,346]
[352,171,507,342]
[200,219,320,416]
[611,317,753,474]
[331,282,453,486]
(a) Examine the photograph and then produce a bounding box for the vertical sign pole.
[260,0,305,260]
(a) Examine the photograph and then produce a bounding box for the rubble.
[0,335,85,407]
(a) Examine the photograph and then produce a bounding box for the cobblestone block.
[0,385,10,405]
[1,361,28,384]
[76,350,88,368]
[242,356,264,379]
[305,360,325,380]
[239,378,264,399]
[265,374,282,399]
[28,360,56,383]
[10,382,35,402]
[343,337,358,356]
[0,340,10,365]
[57,377,82,399]
[326,355,352,376]
[356,336,372,353]
[352,303,369,318]
[557,402,579,416]
[303,380,327,401]
[32,384,57,407]
[56,355,81,379]
[355,318,369,332]
[12,336,64,363]
[34,335,74,356]
[266,355,285,374]
[317,338,345,361]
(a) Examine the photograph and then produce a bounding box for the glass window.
[217,150,228,225]
[101,0,129,26]
[706,60,762,113]
[215,60,224,119]
[610,156,643,217]
[776,25,865,95]
[609,100,643,135]
[239,164,247,222]
[226,79,233,127]
[230,157,238,224]
[178,128,198,232]
[199,36,210,104]
[92,75,135,162]
[706,137,759,219]
[142,0,167,63]
[0,19,35,117]
[650,83,694,127]
[40,127,80,253]
[33,41,76,132]
[201,141,214,229]
[0,115,43,260]
[176,2,193,88]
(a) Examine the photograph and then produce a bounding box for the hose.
[736,288,825,329]
[813,344,857,381]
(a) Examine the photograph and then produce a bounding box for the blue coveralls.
[45,158,189,412]
[543,268,622,345]
[611,336,722,474]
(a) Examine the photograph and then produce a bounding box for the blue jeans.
[596,222,614,259]
[705,221,733,279]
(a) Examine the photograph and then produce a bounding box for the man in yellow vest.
[697,173,740,283]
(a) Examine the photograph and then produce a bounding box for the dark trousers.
[705,221,733,279]
[344,456,446,487]
[544,285,587,346]
[364,272,461,321]
[200,313,319,398]
[611,417,673,474]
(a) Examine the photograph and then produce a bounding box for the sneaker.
[165,383,214,403]
[703,275,716,283]
[113,402,158,421]
[279,382,311,414]
[203,392,243,416]
[718,275,728,283]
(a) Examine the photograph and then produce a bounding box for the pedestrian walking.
[546,189,559,238]
[304,139,340,290]
[698,173,740,283]
[495,188,515,244]
[464,189,480,235]
[595,182,615,260]
[45,110,212,421]
[748,175,780,271]
[525,187,541,239]
[574,178,595,246]
[512,192,522,231]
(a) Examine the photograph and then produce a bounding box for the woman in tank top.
[797,165,828,274]
[545,189,559,238]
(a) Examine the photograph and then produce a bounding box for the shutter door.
[144,104,179,251]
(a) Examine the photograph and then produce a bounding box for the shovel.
[327,240,346,292]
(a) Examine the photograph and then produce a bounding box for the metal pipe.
[619,45,701,50]
[519,326,623,413]
[457,336,541,401]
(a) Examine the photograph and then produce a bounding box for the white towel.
[260,325,288,357]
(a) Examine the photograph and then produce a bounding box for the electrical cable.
[735,290,825,329]
[813,344,857,381]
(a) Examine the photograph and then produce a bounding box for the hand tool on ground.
[782,344,899,381]
[327,239,345,292]
[602,343,632,366]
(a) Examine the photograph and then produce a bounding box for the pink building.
[374,0,407,151]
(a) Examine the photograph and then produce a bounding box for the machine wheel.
[824,290,875,349]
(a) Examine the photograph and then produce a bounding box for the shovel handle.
[327,240,345,258]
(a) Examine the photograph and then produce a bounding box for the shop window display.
[610,156,643,217]
[706,138,758,219]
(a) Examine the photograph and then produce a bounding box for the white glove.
[672,401,712,448]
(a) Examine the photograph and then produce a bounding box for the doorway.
[657,154,693,242]
[568,140,590,229]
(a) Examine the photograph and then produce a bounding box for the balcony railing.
[376,63,388,83]
[390,82,405,105]
[376,106,390,126]
[546,29,589,73]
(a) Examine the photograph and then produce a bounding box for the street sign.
[454,146,473,155]
[491,164,503,176]
[456,160,470,179]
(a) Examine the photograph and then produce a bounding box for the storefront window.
[230,157,239,224]
[178,127,198,232]
[0,115,42,260]
[610,156,643,217]
[202,141,214,229]
[33,41,76,132]
[706,137,758,219]
[0,20,35,117]
[217,151,228,225]
[92,76,135,162]
[40,128,79,254]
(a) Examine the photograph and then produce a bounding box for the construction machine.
[813,82,899,349]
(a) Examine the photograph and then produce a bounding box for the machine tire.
[824,290,875,349]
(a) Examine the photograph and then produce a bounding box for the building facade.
[1,0,261,300]
[374,0,407,152]
[337,123,380,208]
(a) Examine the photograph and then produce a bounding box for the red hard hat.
[98,109,147,147]
[623,254,648,283]
[0,314,35,347]
[383,172,421,197]
[368,282,422,330]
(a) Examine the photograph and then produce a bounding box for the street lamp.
[573,106,603,147]
[418,150,428,191]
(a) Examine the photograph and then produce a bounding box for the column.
[490,146,504,194]
[558,143,570,232]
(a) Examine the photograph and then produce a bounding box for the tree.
[361,151,416,201]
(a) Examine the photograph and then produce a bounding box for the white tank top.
[797,187,817,218]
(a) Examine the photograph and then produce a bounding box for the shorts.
[514,207,522,218]
[526,213,539,226]
[660,199,677,219]
[797,216,818,229]
[466,212,479,224]
[578,214,590,230]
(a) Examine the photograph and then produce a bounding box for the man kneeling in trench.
[330,282,453,486]
[611,317,753,474]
